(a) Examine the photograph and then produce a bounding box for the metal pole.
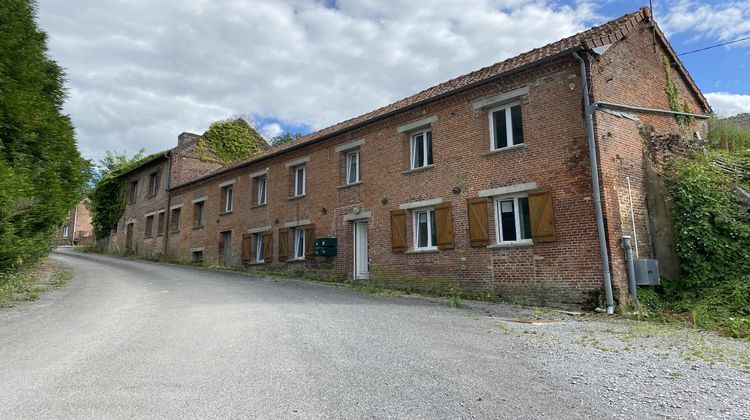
[626,177,639,258]
[622,236,637,300]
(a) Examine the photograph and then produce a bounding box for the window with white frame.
[413,208,437,250]
[254,233,264,262]
[221,185,233,213]
[294,166,306,197]
[293,227,305,259]
[346,150,361,184]
[257,176,267,205]
[62,225,69,237]
[489,102,524,150]
[494,194,532,244]
[410,129,433,169]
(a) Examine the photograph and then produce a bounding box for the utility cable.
[678,35,750,56]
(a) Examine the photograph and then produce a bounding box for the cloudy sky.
[36,0,750,161]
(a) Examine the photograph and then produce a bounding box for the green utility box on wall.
[313,237,337,257]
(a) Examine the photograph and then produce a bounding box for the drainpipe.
[573,50,615,315]
[163,152,173,257]
[622,236,637,300]
[71,204,78,245]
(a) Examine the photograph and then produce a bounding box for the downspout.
[163,152,173,257]
[72,204,78,245]
[573,50,615,315]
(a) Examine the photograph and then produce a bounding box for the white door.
[354,221,369,279]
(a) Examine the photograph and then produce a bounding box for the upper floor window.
[221,185,233,213]
[170,207,181,232]
[413,208,437,250]
[257,176,267,205]
[410,129,433,169]
[294,165,306,197]
[293,227,305,260]
[127,181,138,204]
[490,102,524,150]
[147,171,160,197]
[495,194,531,244]
[193,201,205,227]
[346,150,361,184]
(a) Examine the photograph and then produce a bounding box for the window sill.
[483,143,526,156]
[402,165,434,175]
[251,203,267,209]
[193,225,204,230]
[156,234,164,237]
[337,181,362,189]
[405,248,439,254]
[171,230,180,234]
[245,261,267,266]
[487,240,533,249]
[144,236,153,240]
[289,194,307,201]
[219,211,233,216]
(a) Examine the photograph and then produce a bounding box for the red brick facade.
[112,9,710,306]
[57,201,94,245]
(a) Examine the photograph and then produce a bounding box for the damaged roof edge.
[168,46,583,192]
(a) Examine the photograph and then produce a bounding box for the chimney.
[177,132,202,148]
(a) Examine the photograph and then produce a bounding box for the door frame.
[353,221,369,280]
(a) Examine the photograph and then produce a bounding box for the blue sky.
[37,0,750,160]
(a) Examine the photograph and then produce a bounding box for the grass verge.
[0,259,71,307]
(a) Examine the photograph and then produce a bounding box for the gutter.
[593,101,710,119]
[573,50,616,315]
[168,47,581,192]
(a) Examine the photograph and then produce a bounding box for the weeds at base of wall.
[0,259,71,307]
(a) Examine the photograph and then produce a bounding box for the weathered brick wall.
[167,56,609,306]
[170,132,224,188]
[589,24,710,301]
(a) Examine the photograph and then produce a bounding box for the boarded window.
[241,233,252,263]
[467,197,489,247]
[304,224,315,258]
[435,202,454,250]
[157,211,165,235]
[278,228,288,261]
[263,231,273,261]
[528,188,556,242]
[144,215,154,238]
[390,210,406,252]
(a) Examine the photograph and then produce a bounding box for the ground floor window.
[494,194,531,244]
[192,250,203,263]
[413,208,436,250]
[293,227,305,260]
[254,233,264,263]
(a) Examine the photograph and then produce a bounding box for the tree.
[201,117,268,164]
[0,0,90,270]
[271,132,303,147]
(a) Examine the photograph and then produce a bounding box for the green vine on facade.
[201,118,267,164]
[663,56,694,126]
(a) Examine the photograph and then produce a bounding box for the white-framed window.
[346,150,361,184]
[412,208,437,250]
[257,176,267,205]
[293,227,305,259]
[489,102,524,150]
[254,233,264,262]
[294,166,306,197]
[494,194,532,244]
[410,129,433,169]
[62,225,69,237]
[222,185,233,213]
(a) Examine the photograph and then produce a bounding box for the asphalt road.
[0,249,670,418]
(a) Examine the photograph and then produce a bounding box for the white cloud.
[36,0,597,160]
[705,92,750,117]
[659,1,750,42]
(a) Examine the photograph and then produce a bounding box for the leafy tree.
[271,132,303,147]
[201,117,267,164]
[0,0,90,270]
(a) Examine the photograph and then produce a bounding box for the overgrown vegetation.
[271,132,303,147]
[0,0,91,272]
[0,259,70,307]
[640,117,750,339]
[87,150,163,239]
[662,56,694,126]
[199,117,267,164]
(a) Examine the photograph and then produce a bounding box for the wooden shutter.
[390,210,407,253]
[435,202,454,250]
[304,224,315,258]
[241,233,252,263]
[467,197,489,247]
[528,188,556,242]
[218,233,225,256]
[263,231,273,261]
[278,228,288,261]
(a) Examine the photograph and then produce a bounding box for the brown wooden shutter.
[218,233,225,257]
[241,233,252,263]
[304,224,315,258]
[278,228,288,261]
[467,197,489,247]
[390,210,407,253]
[435,202,454,250]
[528,188,556,242]
[263,231,273,261]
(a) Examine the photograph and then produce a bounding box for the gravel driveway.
[0,248,747,419]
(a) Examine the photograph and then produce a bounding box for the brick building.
[114,9,711,307]
[57,201,94,246]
